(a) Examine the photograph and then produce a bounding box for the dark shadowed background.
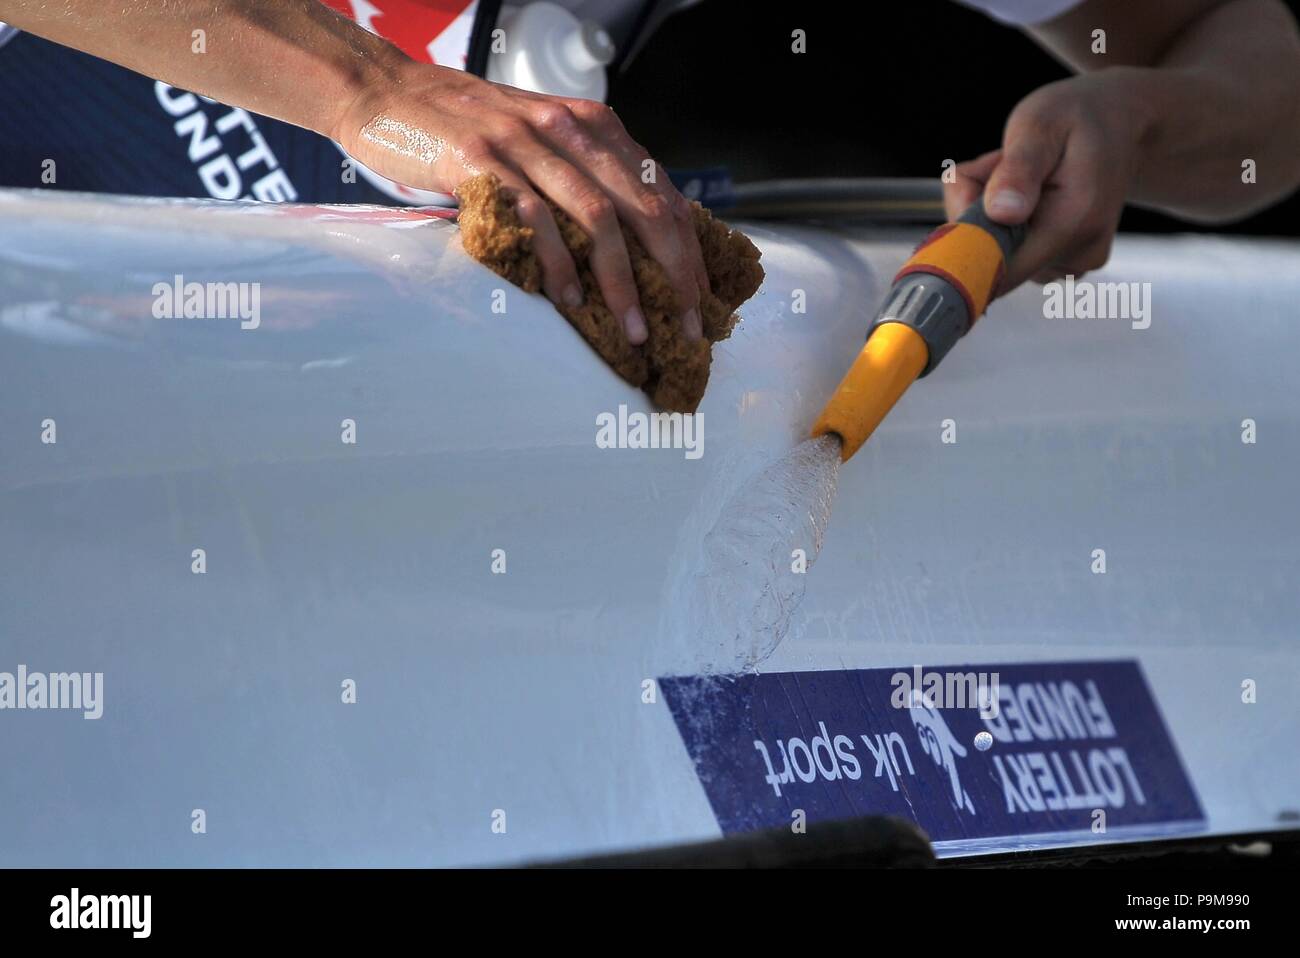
[610,0,1300,237]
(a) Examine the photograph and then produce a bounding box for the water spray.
[698,199,1025,670]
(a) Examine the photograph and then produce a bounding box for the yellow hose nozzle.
[810,322,928,461]
[811,200,1026,462]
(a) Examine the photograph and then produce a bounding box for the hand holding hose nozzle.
[811,200,1027,461]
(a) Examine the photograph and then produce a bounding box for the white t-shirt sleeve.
[952,0,1084,26]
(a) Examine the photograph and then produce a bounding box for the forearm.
[0,0,410,139]
[1035,0,1300,223]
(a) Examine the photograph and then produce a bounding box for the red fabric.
[317,0,476,63]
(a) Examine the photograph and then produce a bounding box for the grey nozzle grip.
[957,197,1027,262]
[867,199,1029,379]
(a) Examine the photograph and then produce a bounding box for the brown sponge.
[456,172,764,412]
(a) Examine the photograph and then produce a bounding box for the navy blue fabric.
[0,33,401,205]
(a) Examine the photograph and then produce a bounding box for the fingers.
[512,134,648,344]
[672,182,711,306]
[943,149,1001,221]
[999,132,1118,291]
[614,177,705,340]
[947,85,1126,295]
[488,166,584,311]
[539,98,707,339]
[436,84,706,344]
[430,131,585,312]
[628,165,705,340]
[1026,234,1114,288]
[620,166,705,340]
[982,101,1071,225]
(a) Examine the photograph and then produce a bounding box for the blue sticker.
[661,660,1204,842]
[666,167,735,209]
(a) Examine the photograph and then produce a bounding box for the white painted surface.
[0,188,1296,865]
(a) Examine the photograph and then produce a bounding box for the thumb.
[983,105,1069,225]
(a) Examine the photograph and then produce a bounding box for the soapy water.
[694,434,843,671]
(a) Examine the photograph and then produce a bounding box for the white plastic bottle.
[487,2,616,101]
